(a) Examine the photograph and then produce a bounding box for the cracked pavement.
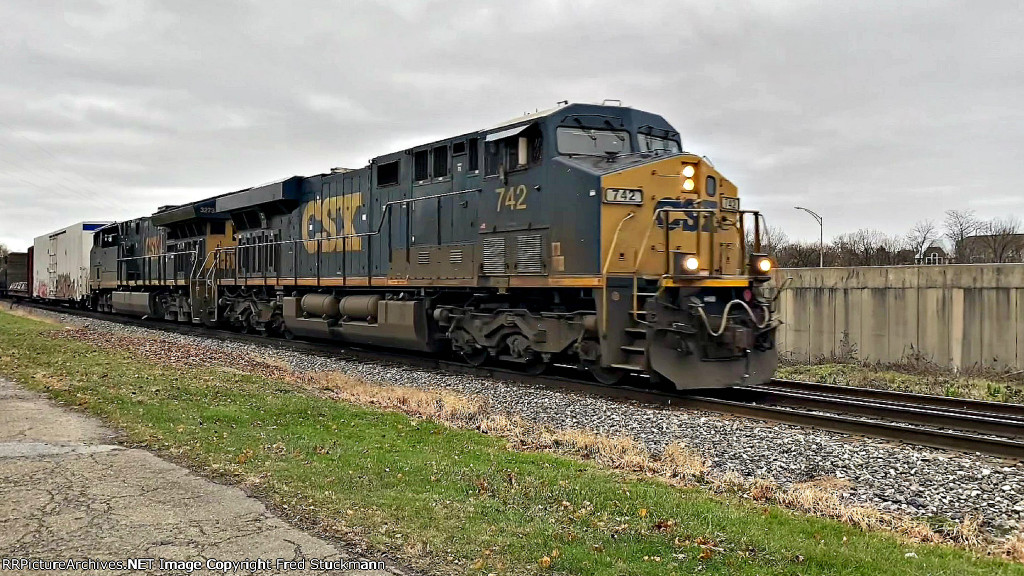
[0,377,398,575]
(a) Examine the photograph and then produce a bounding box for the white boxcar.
[33,222,111,302]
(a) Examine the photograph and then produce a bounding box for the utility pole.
[794,206,824,267]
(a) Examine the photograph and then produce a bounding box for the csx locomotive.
[51,102,779,389]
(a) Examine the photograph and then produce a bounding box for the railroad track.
[683,383,1024,459]
[6,298,1024,459]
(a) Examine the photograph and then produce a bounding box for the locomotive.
[42,102,779,389]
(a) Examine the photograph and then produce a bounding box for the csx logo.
[655,199,718,232]
[301,194,363,254]
[144,236,162,256]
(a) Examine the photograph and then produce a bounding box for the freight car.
[0,250,30,297]
[34,222,111,303]
[81,102,778,389]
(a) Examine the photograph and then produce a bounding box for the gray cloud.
[1,0,1022,249]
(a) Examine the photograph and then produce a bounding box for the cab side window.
[467,137,480,172]
[484,126,542,176]
[432,145,449,179]
[485,141,500,176]
[413,150,429,182]
[376,160,400,187]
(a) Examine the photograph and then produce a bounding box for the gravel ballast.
[18,306,1024,535]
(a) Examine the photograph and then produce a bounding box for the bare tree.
[976,216,1024,263]
[775,242,822,268]
[828,229,908,266]
[944,209,981,263]
[0,243,8,258]
[745,222,790,257]
[905,219,937,259]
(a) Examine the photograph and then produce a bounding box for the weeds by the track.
[777,361,1024,404]
[1,310,1021,575]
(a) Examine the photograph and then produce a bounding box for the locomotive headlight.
[683,255,700,272]
[749,253,773,276]
[681,165,696,178]
[682,178,695,191]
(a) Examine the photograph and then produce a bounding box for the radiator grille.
[417,251,430,265]
[450,249,463,264]
[482,237,506,275]
[516,234,544,274]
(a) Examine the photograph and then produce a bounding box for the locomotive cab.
[514,103,780,388]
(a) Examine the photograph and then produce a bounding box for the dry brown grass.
[709,470,745,493]
[302,373,707,481]
[945,513,985,548]
[543,429,653,471]
[660,442,709,480]
[996,533,1024,563]
[301,372,488,424]
[775,480,937,542]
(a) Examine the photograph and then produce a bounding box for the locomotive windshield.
[637,133,681,153]
[556,127,632,156]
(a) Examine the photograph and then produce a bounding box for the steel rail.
[766,378,1024,420]
[720,386,1024,439]
[667,393,1024,459]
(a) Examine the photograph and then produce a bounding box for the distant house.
[894,248,916,264]
[958,234,1024,263]
[915,242,953,265]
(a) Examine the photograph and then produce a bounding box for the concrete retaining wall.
[771,264,1024,369]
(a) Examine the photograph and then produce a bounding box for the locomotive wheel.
[461,347,488,367]
[521,358,548,376]
[588,364,625,385]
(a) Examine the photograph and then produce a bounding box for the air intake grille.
[450,249,463,264]
[482,237,506,275]
[417,251,430,265]
[516,234,544,274]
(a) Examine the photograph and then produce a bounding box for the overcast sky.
[1,0,1021,250]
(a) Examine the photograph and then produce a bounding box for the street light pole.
[794,206,824,267]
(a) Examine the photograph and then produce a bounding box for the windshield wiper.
[563,151,655,161]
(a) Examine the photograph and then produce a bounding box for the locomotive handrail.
[202,187,483,287]
[629,207,717,324]
[116,249,201,288]
[116,250,200,261]
[627,207,765,325]
[600,211,636,334]
[186,247,233,322]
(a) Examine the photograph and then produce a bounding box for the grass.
[1,310,1022,575]
[777,361,1024,403]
